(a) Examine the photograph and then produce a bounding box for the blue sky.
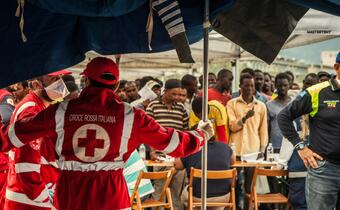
[279,37,340,64]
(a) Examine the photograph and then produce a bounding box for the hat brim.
[48,70,72,76]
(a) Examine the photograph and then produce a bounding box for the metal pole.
[201,0,209,209]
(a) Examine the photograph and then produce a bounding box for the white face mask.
[44,79,70,101]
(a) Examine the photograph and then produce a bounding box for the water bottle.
[139,144,146,160]
[266,143,274,162]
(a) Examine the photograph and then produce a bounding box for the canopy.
[1,0,340,87]
[69,9,340,80]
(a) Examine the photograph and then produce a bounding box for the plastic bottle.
[139,144,146,160]
[266,143,274,162]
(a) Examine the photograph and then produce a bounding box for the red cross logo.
[77,129,104,157]
[73,124,110,162]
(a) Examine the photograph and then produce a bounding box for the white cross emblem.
[72,124,110,162]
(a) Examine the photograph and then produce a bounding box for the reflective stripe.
[15,163,40,173]
[163,131,179,154]
[115,103,134,161]
[13,101,36,122]
[8,124,24,148]
[58,160,125,171]
[40,156,58,168]
[188,130,204,143]
[8,101,36,148]
[55,101,69,157]
[6,189,52,208]
[289,171,307,178]
[33,187,49,202]
[8,151,15,160]
[307,81,330,117]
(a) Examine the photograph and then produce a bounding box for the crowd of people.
[114,52,339,210]
[0,51,338,210]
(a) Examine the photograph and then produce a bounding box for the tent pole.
[201,0,209,209]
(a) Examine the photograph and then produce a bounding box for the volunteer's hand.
[197,120,214,140]
[298,147,323,168]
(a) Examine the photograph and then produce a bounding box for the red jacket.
[5,92,59,210]
[0,87,205,210]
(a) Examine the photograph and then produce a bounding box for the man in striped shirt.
[146,78,188,210]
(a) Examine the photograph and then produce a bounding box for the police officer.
[0,57,213,210]
[278,51,340,210]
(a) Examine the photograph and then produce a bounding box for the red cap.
[48,69,72,76]
[81,57,119,85]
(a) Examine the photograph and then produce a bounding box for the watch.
[295,141,306,150]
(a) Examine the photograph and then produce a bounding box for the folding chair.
[246,167,290,210]
[188,168,237,210]
[130,168,175,210]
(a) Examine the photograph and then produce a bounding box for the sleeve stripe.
[33,186,49,202]
[163,131,180,154]
[188,130,204,143]
[8,124,25,148]
[115,103,134,161]
[8,101,36,148]
[6,190,52,208]
[15,163,40,173]
[55,101,69,158]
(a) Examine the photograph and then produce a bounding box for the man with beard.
[4,70,70,210]
[12,81,29,104]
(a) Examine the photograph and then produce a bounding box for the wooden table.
[232,160,277,168]
[144,160,276,168]
[144,160,174,167]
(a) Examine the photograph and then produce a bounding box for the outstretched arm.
[0,104,58,152]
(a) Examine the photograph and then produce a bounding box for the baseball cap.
[48,69,72,76]
[336,51,340,63]
[164,79,181,90]
[317,71,331,78]
[146,80,161,89]
[81,57,119,85]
